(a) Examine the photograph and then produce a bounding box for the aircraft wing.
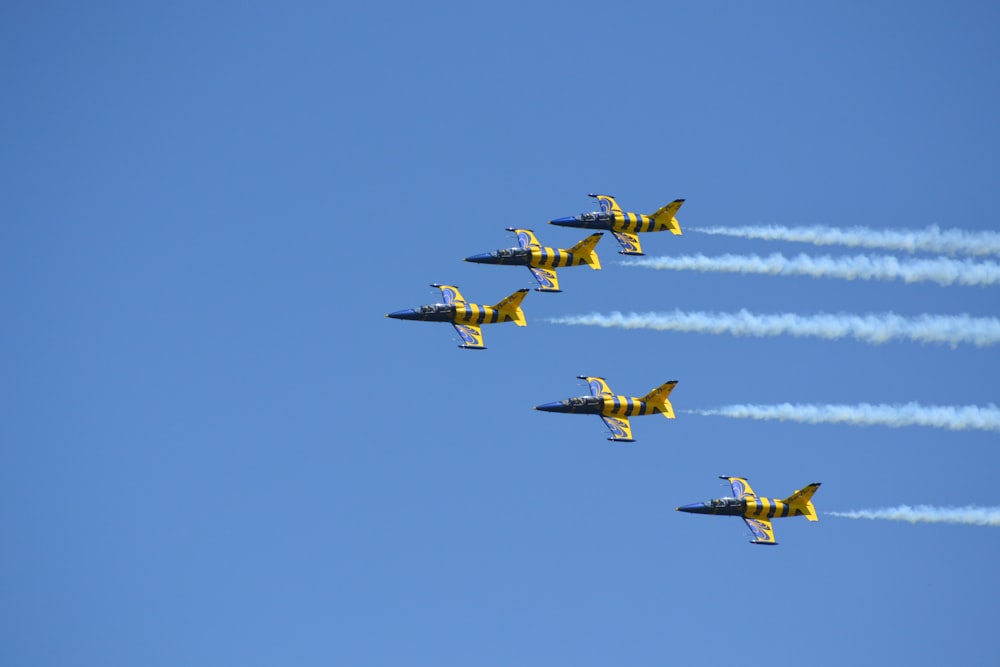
[601,415,634,442]
[452,323,485,349]
[611,231,643,255]
[512,228,541,249]
[591,194,623,215]
[743,517,777,545]
[581,376,615,398]
[436,284,466,305]
[528,267,560,292]
[723,476,758,499]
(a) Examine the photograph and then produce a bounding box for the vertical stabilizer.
[640,380,679,419]
[494,289,530,327]
[650,199,685,236]
[783,483,821,521]
[568,233,603,270]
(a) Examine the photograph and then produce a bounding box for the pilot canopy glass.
[419,304,453,315]
[493,248,529,258]
[565,396,602,407]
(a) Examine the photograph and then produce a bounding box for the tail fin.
[783,483,821,522]
[567,233,603,270]
[494,288,529,327]
[640,380,678,419]
[650,199,685,236]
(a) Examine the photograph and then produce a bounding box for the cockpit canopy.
[493,247,529,258]
[579,211,611,222]
[565,396,603,407]
[419,304,453,315]
[707,497,743,509]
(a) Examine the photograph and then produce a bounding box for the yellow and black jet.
[464,228,603,292]
[550,193,684,255]
[676,476,821,545]
[534,375,678,442]
[386,284,528,349]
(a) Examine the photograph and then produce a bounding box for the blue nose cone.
[386,308,421,320]
[676,502,709,514]
[464,252,499,265]
[549,215,578,227]
[534,401,572,413]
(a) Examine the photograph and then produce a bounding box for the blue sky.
[3,2,998,665]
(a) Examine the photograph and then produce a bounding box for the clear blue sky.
[3,2,998,665]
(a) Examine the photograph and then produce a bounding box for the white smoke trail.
[688,402,1000,432]
[828,506,1000,526]
[690,224,1000,257]
[622,253,1000,287]
[547,310,1000,347]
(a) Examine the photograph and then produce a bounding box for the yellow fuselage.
[743,497,810,520]
[610,212,672,234]
[600,395,662,418]
[529,246,589,269]
[453,304,514,325]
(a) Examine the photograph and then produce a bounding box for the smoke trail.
[688,402,1000,432]
[547,310,1000,347]
[828,506,1000,526]
[690,224,1000,257]
[622,253,1000,287]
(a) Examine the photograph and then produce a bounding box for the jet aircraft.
[464,228,603,292]
[534,375,678,442]
[676,476,822,545]
[549,193,684,255]
[386,284,529,349]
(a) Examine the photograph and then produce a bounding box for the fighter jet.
[464,228,603,292]
[386,284,528,349]
[534,375,678,442]
[550,193,684,255]
[676,476,822,545]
